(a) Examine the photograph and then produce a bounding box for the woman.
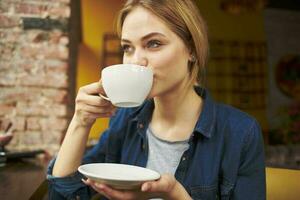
[47,0,266,199]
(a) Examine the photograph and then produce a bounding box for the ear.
[189,54,196,62]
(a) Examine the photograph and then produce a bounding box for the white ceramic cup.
[101,64,153,107]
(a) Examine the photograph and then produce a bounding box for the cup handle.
[99,93,110,101]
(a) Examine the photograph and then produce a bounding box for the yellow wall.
[197,0,265,41]
[77,0,123,139]
[196,0,268,129]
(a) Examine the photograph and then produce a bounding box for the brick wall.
[0,0,74,154]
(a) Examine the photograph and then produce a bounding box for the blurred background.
[0,0,300,199]
[2,0,299,167]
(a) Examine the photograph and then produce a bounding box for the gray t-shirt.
[146,126,190,175]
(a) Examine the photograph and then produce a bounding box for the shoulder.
[216,103,257,127]
[216,103,260,131]
[214,103,262,147]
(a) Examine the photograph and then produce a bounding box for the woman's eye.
[147,40,162,49]
[121,44,133,53]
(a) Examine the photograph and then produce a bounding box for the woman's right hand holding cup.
[73,81,116,128]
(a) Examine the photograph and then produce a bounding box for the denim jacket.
[47,88,266,200]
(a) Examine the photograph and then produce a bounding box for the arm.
[53,82,115,177]
[232,121,266,200]
[47,82,116,199]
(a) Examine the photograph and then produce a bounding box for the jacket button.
[182,157,186,161]
[139,123,144,129]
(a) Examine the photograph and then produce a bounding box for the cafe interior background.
[0,0,300,199]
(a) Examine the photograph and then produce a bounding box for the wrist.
[72,113,94,129]
[167,181,192,200]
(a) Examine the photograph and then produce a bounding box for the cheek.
[150,47,189,79]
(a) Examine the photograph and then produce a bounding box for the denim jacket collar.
[130,87,216,139]
[194,87,216,138]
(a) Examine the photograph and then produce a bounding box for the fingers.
[141,174,176,193]
[82,179,111,199]
[77,82,111,107]
[82,179,138,200]
[79,94,111,107]
[79,82,104,95]
[75,82,117,126]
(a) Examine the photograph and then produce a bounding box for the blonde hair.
[117,0,209,86]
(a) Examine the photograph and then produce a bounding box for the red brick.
[16,102,44,116]
[48,6,71,18]
[12,117,26,131]
[57,0,71,4]
[27,31,65,45]
[51,104,68,117]
[42,130,62,145]
[0,30,21,43]
[0,0,71,154]
[0,74,16,86]
[25,30,49,43]
[19,61,36,73]
[16,102,68,117]
[14,3,47,15]
[0,104,16,116]
[0,42,17,61]
[45,59,68,73]
[40,117,68,131]
[18,72,68,88]
[26,117,41,130]
[0,60,12,71]
[17,75,44,87]
[0,2,11,14]
[59,36,69,45]
[0,14,20,28]
[0,86,68,105]
[49,31,65,44]
[42,88,68,103]
[45,45,69,60]
[18,130,42,146]
[20,43,69,60]
[0,87,42,104]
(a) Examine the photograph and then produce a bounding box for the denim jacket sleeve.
[232,120,266,200]
[46,130,111,200]
[46,108,134,199]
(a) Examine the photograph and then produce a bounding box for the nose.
[127,49,148,66]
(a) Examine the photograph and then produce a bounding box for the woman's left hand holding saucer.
[82,174,192,200]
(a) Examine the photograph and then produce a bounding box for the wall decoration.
[275,54,300,99]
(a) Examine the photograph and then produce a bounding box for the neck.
[153,84,202,125]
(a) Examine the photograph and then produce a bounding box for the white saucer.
[78,163,160,190]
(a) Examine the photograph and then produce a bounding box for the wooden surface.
[0,158,48,200]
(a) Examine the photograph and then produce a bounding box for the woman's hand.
[83,174,192,200]
[73,81,116,128]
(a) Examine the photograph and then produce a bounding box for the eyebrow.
[121,32,166,43]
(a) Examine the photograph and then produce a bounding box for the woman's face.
[121,6,191,98]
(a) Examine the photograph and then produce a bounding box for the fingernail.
[141,184,148,192]
[95,183,104,189]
